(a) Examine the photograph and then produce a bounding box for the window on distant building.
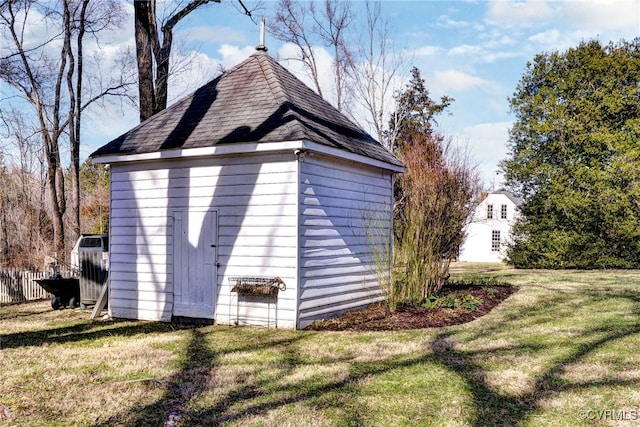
[491,230,501,251]
[501,204,507,219]
[487,204,493,219]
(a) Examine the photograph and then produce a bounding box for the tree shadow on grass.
[92,326,216,427]
[180,349,435,426]
[90,325,439,426]
[27,284,635,426]
[92,327,315,427]
[0,319,190,350]
[84,316,638,427]
[429,288,640,427]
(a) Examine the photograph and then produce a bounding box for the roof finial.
[256,17,268,52]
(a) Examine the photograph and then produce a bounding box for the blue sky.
[78,1,640,187]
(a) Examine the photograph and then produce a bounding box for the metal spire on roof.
[256,17,268,52]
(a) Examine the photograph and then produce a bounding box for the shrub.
[421,293,483,311]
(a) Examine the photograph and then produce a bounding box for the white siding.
[297,155,393,329]
[108,153,298,326]
[459,193,520,263]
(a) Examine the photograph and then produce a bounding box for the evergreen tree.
[501,39,640,268]
[386,66,453,151]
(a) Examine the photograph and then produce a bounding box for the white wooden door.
[173,209,218,319]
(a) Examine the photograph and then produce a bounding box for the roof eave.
[91,140,307,164]
[92,139,405,173]
[302,141,405,173]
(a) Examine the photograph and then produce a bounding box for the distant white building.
[458,190,522,263]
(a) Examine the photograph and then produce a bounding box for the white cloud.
[17,7,60,51]
[432,70,499,93]
[448,44,484,56]
[484,0,639,57]
[486,0,554,27]
[483,35,519,49]
[437,15,470,29]
[82,104,138,157]
[167,51,224,101]
[218,44,258,69]
[484,50,522,63]
[446,38,521,63]
[79,2,134,63]
[463,122,511,152]
[528,28,563,45]
[528,29,593,52]
[559,0,640,34]
[276,43,336,98]
[414,45,444,57]
[100,2,134,44]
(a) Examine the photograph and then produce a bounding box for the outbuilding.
[91,51,403,329]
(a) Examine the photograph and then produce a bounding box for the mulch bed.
[305,284,517,331]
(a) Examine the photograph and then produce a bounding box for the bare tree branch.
[0,0,129,260]
[135,0,227,121]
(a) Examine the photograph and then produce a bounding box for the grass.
[1,263,639,426]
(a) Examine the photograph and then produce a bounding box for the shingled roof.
[91,52,402,168]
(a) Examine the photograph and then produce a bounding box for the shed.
[91,51,403,329]
[458,190,522,263]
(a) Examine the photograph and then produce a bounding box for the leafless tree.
[268,0,409,142]
[269,0,353,112]
[0,108,51,268]
[134,0,256,122]
[312,0,353,112]
[351,0,408,147]
[132,0,195,122]
[0,0,131,260]
[269,0,322,96]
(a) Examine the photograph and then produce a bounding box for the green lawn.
[1,264,639,426]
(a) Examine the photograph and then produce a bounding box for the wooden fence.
[0,269,73,304]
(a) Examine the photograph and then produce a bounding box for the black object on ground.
[34,275,80,310]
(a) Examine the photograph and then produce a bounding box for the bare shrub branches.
[390,67,480,307]
[394,133,480,304]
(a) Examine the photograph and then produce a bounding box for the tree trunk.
[43,134,66,259]
[1,0,129,265]
[67,0,89,244]
[134,0,156,122]
[134,0,219,122]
